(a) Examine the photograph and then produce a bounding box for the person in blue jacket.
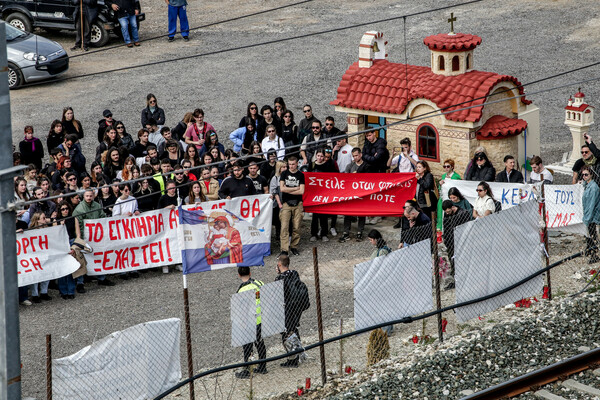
[229,120,257,154]
[581,165,600,263]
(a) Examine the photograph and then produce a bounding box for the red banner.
[302,172,416,216]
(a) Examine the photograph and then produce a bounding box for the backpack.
[287,276,310,312]
[493,199,502,213]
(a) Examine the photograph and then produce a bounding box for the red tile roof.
[476,115,527,140]
[423,33,482,51]
[565,103,591,112]
[330,60,531,122]
[575,91,585,98]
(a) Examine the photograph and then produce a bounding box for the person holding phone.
[573,133,600,185]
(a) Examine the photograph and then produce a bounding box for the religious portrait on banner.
[204,212,243,265]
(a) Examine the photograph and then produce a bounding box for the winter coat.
[362,137,389,172]
[582,179,600,225]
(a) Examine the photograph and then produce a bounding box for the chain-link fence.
[19,179,600,400]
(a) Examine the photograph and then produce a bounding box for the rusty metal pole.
[46,334,52,400]
[338,318,343,376]
[312,247,326,384]
[431,212,443,342]
[182,275,195,400]
[540,175,552,299]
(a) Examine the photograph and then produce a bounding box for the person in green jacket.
[73,189,115,287]
[437,159,461,231]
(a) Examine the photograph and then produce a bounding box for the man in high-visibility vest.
[235,266,268,378]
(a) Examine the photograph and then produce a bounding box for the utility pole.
[0,21,25,400]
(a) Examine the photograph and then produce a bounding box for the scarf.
[25,137,38,152]
[584,155,597,166]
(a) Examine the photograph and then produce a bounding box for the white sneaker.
[330,227,337,237]
[365,217,373,225]
[20,300,32,306]
[371,217,382,225]
[162,266,169,274]
[322,236,329,242]
[310,236,317,242]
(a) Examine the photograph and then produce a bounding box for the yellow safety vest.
[238,279,264,325]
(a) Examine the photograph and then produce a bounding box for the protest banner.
[83,208,181,275]
[303,172,416,216]
[441,180,535,210]
[17,225,80,287]
[442,180,586,233]
[53,318,181,400]
[179,194,273,273]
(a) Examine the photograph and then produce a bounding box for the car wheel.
[90,22,109,47]
[7,63,23,89]
[6,12,32,32]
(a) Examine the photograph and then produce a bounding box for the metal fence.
[19,179,600,400]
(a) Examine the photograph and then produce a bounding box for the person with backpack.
[473,181,496,219]
[235,266,268,378]
[275,254,309,368]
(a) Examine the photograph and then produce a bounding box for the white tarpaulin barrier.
[53,318,181,400]
[231,281,285,347]
[354,240,433,331]
[17,225,79,287]
[442,180,586,234]
[454,201,543,322]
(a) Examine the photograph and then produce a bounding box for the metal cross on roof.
[448,12,457,34]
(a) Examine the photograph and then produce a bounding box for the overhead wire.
[15,0,490,87]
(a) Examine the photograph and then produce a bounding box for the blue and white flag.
[178,195,273,273]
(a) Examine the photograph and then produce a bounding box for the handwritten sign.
[17,225,79,287]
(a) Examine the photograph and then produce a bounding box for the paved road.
[13,0,600,397]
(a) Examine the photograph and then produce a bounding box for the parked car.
[0,0,144,47]
[5,23,69,89]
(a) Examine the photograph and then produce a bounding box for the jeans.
[31,281,49,297]
[310,213,328,238]
[167,4,189,38]
[280,202,303,252]
[119,14,139,44]
[74,16,91,47]
[58,275,76,295]
[242,324,266,370]
[343,216,366,234]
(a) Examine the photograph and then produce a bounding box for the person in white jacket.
[261,124,285,160]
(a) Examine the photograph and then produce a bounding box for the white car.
[5,22,68,89]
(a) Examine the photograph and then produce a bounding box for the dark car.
[0,0,144,47]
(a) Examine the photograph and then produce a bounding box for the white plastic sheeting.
[454,200,543,322]
[53,318,181,400]
[354,240,433,331]
[231,281,285,347]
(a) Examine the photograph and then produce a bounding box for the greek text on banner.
[17,225,80,287]
[303,172,416,216]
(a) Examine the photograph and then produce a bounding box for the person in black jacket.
[71,0,98,51]
[495,155,524,183]
[107,0,140,47]
[218,161,256,199]
[19,125,44,170]
[362,130,389,173]
[465,151,495,182]
[398,200,432,248]
[415,160,438,216]
[441,200,473,289]
[97,109,115,143]
[141,94,166,127]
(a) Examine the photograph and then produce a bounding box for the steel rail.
[462,347,600,399]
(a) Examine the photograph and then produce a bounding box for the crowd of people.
[13,93,572,307]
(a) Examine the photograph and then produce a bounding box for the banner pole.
[431,212,443,343]
[46,334,52,400]
[541,176,552,300]
[312,247,327,385]
[182,275,195,400]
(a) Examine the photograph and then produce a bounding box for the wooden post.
[312,247,327,384]
[431,212,443,343]
[46,334,52,400]
[338,318,343,376]
[541,175,552,299]
[182,275,195,400]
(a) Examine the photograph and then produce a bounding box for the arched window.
[567,112,571,119]
[438,55,445,71]
[452,56,460,71]
[466,54,471,70]
[417,123,438,161]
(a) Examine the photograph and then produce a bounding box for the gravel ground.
[12,0,600,398]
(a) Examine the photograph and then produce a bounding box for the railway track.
[462,348,600,399]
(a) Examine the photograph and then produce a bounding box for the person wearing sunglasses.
[300,120,328,167]
[239,102,263,130]
[322,116,341,138]
[473,181,495,219]
[298,104,317,144]
[261,124,285,161]
[436,159,461,230]
[115,121,135,151]
[581,165,600,263]
[465,151,495,182]
[573,133,600,184]
[141,94,166,127]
